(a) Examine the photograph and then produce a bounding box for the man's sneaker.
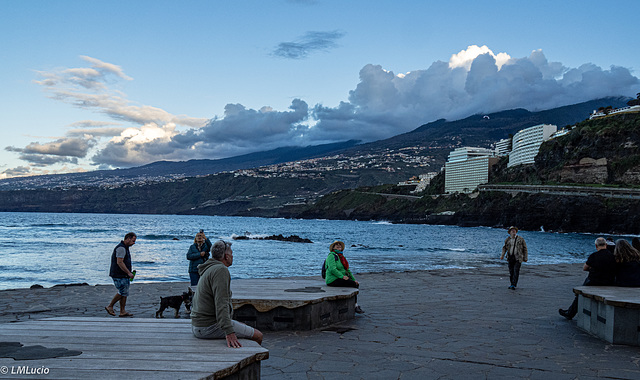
[355,306,364,314]
[508,285,515,290]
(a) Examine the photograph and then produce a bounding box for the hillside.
[0,97,628,191]
[0,169,425,216]
[287,111,640,234]
[0,140,360,191]
[493,111,640,185]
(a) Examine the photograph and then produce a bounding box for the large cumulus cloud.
[308,46,639,142]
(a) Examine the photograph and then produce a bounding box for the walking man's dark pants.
[508,256,521,287]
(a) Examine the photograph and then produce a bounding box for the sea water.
[0,212,617,290]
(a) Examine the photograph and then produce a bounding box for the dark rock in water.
[52,283,89,288]
[30,284,44,289]
[172,237,179,240]
[232,234,312,243]
[262,234,312,243]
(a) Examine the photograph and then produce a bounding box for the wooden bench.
[194,278,359,331]
[573,286,640,345]
[0,317,268,379]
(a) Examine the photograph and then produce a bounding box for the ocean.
[0,212,617,290]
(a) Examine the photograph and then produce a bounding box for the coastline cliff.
[283,112,640,234]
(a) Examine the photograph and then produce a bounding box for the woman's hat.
[507,226,518,233]
[330,240,345,252]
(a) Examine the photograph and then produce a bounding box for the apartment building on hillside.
[508,124,557,168]
[444,147,498,194]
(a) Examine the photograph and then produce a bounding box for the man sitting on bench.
[191,240,263,348]
[559,237,616,320]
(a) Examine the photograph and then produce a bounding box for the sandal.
[119,312,134,317]
[105,307,116,316]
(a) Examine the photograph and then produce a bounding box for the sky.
[1,0,639,179]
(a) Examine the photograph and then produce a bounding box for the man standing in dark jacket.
[105,232,137,317]
[500,226,528,289]
[559,237,615,320]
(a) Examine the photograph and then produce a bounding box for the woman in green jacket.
[325,240,364,313]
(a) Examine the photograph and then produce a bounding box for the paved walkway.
[2,263,639,379]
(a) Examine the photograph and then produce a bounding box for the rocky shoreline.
[278,190,640,234]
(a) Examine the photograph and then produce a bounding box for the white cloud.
[449,45,511,70]
[79,55,133,81]
[309,46,639,143]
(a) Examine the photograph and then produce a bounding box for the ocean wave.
[29,223,75,228]
[140,234,185,241]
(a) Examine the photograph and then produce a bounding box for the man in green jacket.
[191,240,263,348]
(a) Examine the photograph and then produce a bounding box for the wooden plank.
[27,316,191,323]
[0,317,268,380]
[2,322,193,333]
[0,341,264,355]
[0,334,267,349]
[0,368,215,380]
[0,358,250,372]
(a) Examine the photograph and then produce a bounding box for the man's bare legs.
[106,293,129,316]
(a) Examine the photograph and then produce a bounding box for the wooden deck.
[0,317,268,379]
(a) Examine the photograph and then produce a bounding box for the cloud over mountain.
[307,46,639,142]
[3,46,639,177]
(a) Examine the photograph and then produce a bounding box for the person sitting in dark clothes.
[614,239,640,287]
[605,237,616,253]
[559,237,615,320]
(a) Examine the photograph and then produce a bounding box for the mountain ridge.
[0,96,630,191]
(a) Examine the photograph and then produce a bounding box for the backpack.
[321,252,339,279]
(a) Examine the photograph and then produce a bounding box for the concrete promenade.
[2,263,640,379]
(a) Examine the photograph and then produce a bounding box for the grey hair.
[595,237,607,247]
[212,240,231,260]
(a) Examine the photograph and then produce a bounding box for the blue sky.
[1,0,639,178]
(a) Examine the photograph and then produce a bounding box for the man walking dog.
[105,232,137,317]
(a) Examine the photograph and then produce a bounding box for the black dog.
[155,288,193,318]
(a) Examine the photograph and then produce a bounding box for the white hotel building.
[444,147,498,194]
[508,124,557,168]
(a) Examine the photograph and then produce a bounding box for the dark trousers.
[565,277,590,318]
[327,278,359,304]
[189,272,199,286]
[327,278,359,288]
[508,257,522,287]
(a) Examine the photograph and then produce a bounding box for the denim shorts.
[192,320,255,340]
[112,277,130,297]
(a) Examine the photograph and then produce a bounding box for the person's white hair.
[212,240,231,260]
[595,237,607,247]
